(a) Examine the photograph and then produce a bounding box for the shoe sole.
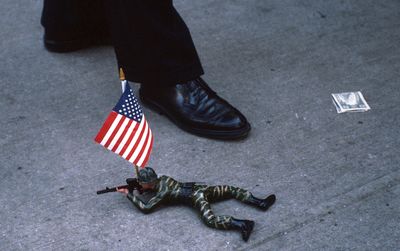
[44,35,110,53]
[140,95,251,140]
[44,36,92,53]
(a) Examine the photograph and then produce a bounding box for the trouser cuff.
[122,62,204,86]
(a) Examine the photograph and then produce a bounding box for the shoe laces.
[184,79,230,120]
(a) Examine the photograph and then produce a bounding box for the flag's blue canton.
[113,84,143,123]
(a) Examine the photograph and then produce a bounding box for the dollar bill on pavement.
[331,91,371,113]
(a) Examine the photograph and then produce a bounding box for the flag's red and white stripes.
[95,111,153,167]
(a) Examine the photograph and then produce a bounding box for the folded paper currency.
[331,92,371,113]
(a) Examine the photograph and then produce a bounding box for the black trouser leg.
[41,0,204,83]
[103,0,204,85]
[41,0,109,52]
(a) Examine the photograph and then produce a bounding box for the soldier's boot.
[246,194,276,211]
[229,218,255,242]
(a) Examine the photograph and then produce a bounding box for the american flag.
[94,83,153,167]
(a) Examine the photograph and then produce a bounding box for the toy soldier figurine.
[116,167,276,241]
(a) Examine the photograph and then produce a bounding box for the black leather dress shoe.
[139,78,251,140]
[41,0,110,52]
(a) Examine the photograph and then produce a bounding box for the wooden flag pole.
[119,68,127,93]
[134,164,140,178]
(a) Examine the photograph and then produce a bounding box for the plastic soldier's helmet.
[138,167,158,184]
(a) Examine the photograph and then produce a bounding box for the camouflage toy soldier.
[117,167,276,241]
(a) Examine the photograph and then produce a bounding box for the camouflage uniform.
[127,175,275,234]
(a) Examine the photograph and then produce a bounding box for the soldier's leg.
[205,185,249,202]
[194,193,254,241]
[207,185,276,211]
[197,199,232,230]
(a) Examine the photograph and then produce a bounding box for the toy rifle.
[97,178,143,195]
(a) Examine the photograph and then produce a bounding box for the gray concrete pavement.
[1,0,399,250]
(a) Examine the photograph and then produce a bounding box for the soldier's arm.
[126,189,168,214]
